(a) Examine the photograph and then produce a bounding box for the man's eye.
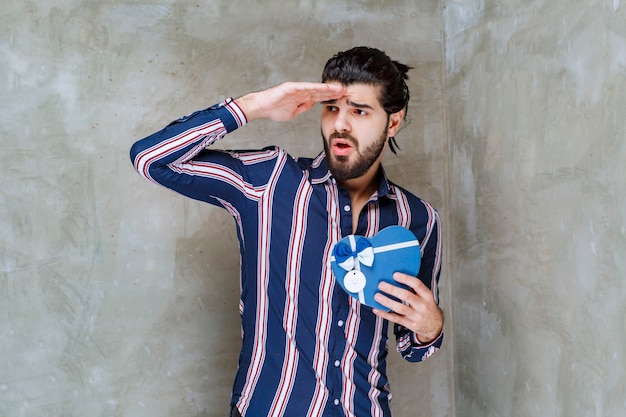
[326,105,338,112]
[355,109,367,116]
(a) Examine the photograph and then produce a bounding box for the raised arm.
[130,82,345,209]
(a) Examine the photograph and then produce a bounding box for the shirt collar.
[309,152,391,198]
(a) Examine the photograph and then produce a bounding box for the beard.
[322,126,388,182]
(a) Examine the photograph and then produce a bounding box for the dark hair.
[321,46,412,153]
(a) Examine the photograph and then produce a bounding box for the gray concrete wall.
[1,1,452,417]
[5,1,623,416]
[444,1,626,416]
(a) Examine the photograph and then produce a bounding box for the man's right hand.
[234,82,346,123]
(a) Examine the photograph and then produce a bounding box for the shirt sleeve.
[129,99,279,212]
[394,204,444,362]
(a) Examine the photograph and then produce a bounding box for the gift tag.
[344,270,367,293]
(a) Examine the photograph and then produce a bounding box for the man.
[130,46,443,417]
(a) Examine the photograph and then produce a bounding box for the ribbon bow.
[334,237,375,271]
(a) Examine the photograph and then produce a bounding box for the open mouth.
[331,138,354,157]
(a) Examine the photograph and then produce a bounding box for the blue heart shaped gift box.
[330,226,421,311]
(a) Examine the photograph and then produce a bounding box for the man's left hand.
[372,272,443,344]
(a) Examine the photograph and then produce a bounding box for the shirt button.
[337,320,344,327]
[334,360,340,367]
[343,204,351,212]
[334,399,340,406]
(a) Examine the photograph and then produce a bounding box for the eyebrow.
[320,99,375,110]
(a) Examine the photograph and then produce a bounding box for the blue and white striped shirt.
[130,99,443,417]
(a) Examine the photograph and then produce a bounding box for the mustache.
[329,131,357,144]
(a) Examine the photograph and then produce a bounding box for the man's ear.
[387,110,405,138]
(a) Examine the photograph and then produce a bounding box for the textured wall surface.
[0,1,452,417]
[444,1,626,416]
[7,1,621,417]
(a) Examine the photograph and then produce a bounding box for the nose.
[334,108,351,133]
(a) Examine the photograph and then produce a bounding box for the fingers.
[282,81,346,103]
[390,272,430,296]
[283,81,345,94]
[374,273,425,308]
[371,307,406,326]
[373,285,413,316]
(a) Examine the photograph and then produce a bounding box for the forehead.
[324,82,383,109]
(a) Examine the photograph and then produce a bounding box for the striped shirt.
[130,99,443,417]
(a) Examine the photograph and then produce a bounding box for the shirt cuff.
[209,98,248,131]
[413,329,444,348]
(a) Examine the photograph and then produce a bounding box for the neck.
[339,162,381,234]
[338,162,381,203]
